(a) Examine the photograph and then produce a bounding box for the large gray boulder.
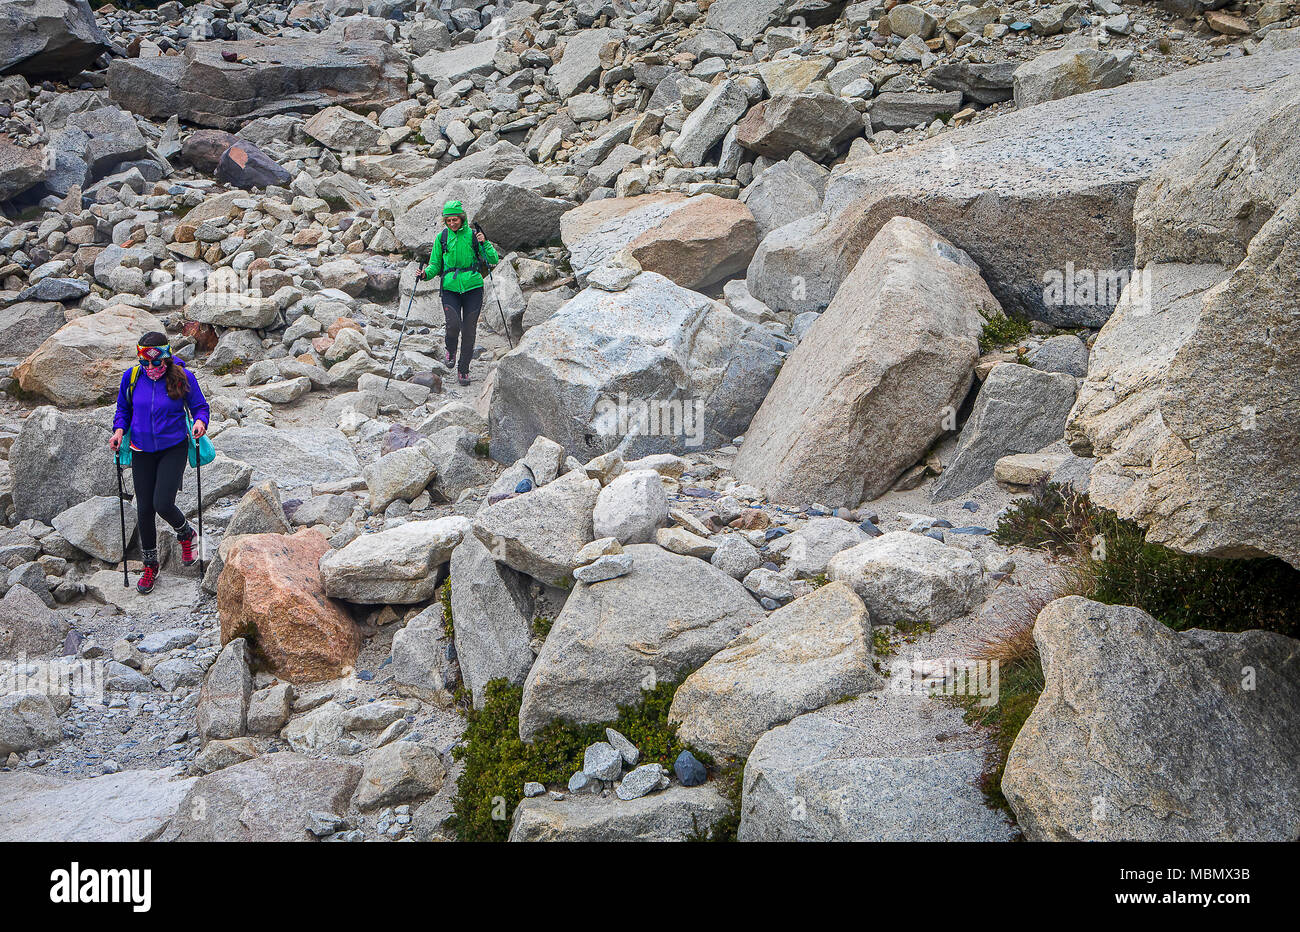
[1012,47,1133,109]
[518,543,765,741]
[488,272,780,464]
[411,38,499,86]
[766,517,869,579]
[0,691,61,756]
[706,0,793,42]
[746,49,1300,326]
[827,531,984,627]
[107,37,407,131]
[930,363,1078,502]
[1004,597,1300,841]
[670,582,882,763]
[509,783,732,841]
[51,495,137,563]
[1068,80,1300,567]
[0,136,45,202]
[472,469,600,586]
[0,769,190,842]
[738,692,1017,841]
[159,753,361,841]
[0,0,111,79]
[0,302,62,359]
[394,176,570,255]
[592,469,669,545]
[741,160,823,240]
[10,406,116,523]
[734,217,995,506]
[0,584,69,659]
[735,91,862,161]
[449,534,535,709]
[558,192,758,291]
[1133,73,1300,268]
[670,77,751,167]
[214,425,360,495]
[320,516,471,604]
[549,27,624,98]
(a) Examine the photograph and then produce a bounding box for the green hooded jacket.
[423,224,500,293]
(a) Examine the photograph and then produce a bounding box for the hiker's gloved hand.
[110,429,124,452]
[474,231,485,244]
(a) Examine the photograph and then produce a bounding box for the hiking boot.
[137,563,158,594]
[457,373,470,386]
[178,528,197,567]
[443,349,454,367]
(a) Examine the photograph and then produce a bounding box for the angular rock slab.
[827,531,984,627]
[1004,597,1300,841]
[214,424,360,494]
[107,38,407,130]
[670,582,883,763]
[319,516,470,604]
[218,530,360,684]
[738,694,1017,842]
[0,0,112,80]
[518,543,765,741]
[10,405,117,523]
[472,470,599,586]
[508,783,732,841]
[0,769,191,842]
[450,534,535,709]
[559,192,758,289]
[734,216,995,506]
[159,753,361,841]
[1134,73,1300,267]
[488,271,779,463]
[931,363,1078,502]
[746,50,1300,325]
[15,304,166,408]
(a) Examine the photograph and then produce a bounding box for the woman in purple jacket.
[108,332,210,594]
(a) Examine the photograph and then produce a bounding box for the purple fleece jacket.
[112,363,210,453]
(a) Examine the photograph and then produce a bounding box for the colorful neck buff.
[138,344,171,380]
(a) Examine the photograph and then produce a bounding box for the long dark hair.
[138,331,190,400]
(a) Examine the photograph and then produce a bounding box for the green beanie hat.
[442,200,465,218]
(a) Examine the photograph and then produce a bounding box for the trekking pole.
[474,223,514,350]
[386,281,418,390]
[196,452,205,581]
[114,451,129,588]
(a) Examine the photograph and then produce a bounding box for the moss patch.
[447,678,698,842]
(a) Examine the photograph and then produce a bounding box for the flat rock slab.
[508,783,731,841]
[85,568,201,614]
[738,692,1017,842]
[0,769,191,842]
[748,49,1300,326]
[215,425,360,495]
[107,38,407,131]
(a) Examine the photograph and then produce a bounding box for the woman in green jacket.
[423,200,500,386]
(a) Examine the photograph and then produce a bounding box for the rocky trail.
[0,0,1297,845]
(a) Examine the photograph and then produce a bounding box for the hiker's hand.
[475,231,485,244]
[110,429,124,452]
[192,421,206,439]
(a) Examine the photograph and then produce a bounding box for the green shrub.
[447,678,697,842]
[978,313,1031,353]
[438,578,454,639]
[993,482,1300,637]
[531,615,553,640]
[687,766,743,842]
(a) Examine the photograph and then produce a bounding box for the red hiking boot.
[179,534,197,567]
[137,564,158,594]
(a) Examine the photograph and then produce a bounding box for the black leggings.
[443,287,482,376]
[131,440,190,556]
